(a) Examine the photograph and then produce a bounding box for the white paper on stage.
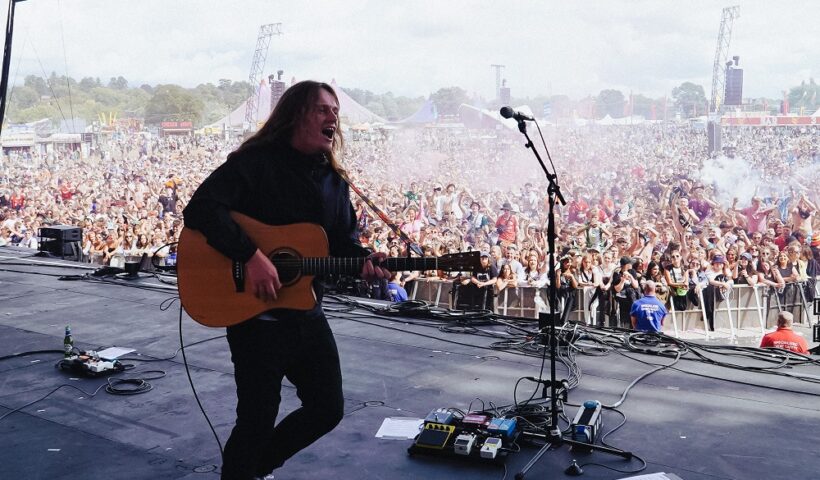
[618,473,683,480]
[375,417,423,440]
[97,347,135,360]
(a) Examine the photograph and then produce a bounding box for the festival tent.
[205,79,274,130]
[396,98,437,124]
[329,80,387,125]
[812,107,820,117]
[597,114,647,125]
[457,104,541,130]
[458,104,517,130]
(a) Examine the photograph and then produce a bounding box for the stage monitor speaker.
[707,121,722,154]
[38,225,82,260]
[724,68,743,106]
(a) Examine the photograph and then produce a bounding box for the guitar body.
[177,212,328,328]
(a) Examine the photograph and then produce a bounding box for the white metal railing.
[409,278,814,339]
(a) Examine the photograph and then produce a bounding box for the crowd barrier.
[409,278,817,339]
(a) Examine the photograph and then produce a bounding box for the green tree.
[430,86,468,116]
[630,93,654,119]
[108,76,129,90]
[78,77,100,91]
[671,82,707,118]
[144,84,204,125]
[24,75,49,96]
[8,85,39,111]
[596,89,625,118]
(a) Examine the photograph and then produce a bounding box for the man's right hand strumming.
[246,249,282,302]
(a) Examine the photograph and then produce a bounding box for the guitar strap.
[336,168,423,256]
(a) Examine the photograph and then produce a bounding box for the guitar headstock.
[438,251,482,272]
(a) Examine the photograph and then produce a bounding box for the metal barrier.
[410,278,816,339]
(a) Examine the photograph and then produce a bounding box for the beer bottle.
[63,325,74,358]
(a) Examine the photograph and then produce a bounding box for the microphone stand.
[510,118,632,479]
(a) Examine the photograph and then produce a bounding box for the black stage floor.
[1,247,819,480]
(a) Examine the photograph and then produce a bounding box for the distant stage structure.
[245,23,283,132]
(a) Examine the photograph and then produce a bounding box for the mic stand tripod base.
[515,431,633,480]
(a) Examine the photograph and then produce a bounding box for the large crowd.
[1,121,818,328]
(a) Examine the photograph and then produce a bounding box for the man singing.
[184,81,388,479]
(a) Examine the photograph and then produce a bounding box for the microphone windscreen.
[499,106,514,119]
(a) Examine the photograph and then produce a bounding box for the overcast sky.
[3,0,817,100]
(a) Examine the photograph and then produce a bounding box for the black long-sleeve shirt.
[183,141,369,316]
[184,141,368,262]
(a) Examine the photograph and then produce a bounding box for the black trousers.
[221,312,344,479]
[703,286,717,331]
[615,296,632,328]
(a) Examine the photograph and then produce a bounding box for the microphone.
[500,106,534,121]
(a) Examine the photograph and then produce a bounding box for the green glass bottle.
[63,325,74,358]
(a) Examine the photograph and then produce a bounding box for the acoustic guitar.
[177,211,482,327]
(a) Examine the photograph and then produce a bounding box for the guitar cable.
[173,297,225,456]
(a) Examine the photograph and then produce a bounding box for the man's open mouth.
[322,127,335,140]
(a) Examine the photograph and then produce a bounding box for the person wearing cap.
[703,255,733,331]
[611,256,640,328]
[456,251,496,310]
[495,202,518,246]
[466,200,490,245]
[733,251,758,286]
[630,280,668,333]
[759,311,809,354]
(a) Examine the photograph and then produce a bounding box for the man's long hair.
[235,80,344,172]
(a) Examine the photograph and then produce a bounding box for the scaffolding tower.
[245,23,283,130]
[709,6,740,113]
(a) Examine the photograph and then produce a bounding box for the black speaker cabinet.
[38,225,82,259]
[724,68,743,106]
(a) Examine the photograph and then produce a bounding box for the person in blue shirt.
[387,271,409,302]
[630,280,668,333]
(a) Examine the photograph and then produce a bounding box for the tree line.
[6,73,814,129]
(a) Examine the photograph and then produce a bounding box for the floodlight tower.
[491,64,505,101]
[245,23,283,131]
[709,6,740,113]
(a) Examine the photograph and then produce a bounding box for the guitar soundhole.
[270,249,302,286]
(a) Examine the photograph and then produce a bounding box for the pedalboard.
[58,352,125,377]
[408,409,518,463]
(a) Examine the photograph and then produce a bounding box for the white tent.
[329,80,386,125]
[206,78,385,130]
[206,79,274,129]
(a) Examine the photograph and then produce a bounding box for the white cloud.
[2,0,817,99]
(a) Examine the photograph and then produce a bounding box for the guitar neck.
[280,256,441,275]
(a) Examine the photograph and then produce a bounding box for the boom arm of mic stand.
[517,119,565,206]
